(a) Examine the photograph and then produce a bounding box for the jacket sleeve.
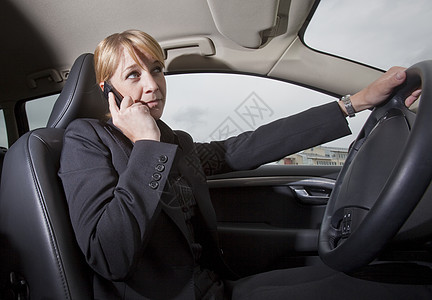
[196,102,352,175]
[58,119,177,280]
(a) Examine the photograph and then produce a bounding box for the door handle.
[288,178,334,205]
[291,187,330,205]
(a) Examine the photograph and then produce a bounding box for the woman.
[59,30,422,299]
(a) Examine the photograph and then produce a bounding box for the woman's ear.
[99,82,104,91]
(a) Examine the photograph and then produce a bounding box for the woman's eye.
[152,66,163,74]
[127,72,140,79]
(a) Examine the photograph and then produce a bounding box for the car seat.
[0,53,108,299]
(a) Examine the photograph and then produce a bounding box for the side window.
[25,94,58,130]
[0,110,8,148]
[164,73,370,166]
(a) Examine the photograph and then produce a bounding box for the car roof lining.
[1,0,382,105]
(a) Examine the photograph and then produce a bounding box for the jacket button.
[152,173,162,181]
[159,155,168,163]
[149,181,159,189]
[155,164,165,172]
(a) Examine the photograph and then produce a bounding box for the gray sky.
[304,0,432,70]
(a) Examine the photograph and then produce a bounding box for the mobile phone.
[103,81,123,108]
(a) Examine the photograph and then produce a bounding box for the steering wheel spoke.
[330,207,369,247]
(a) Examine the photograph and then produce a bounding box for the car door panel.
[208,165,341,277]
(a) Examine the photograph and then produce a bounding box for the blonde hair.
[94,30,165,83]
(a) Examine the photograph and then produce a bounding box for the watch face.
[342,95,355,117]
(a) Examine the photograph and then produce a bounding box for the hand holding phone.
[103,81,123,108]
[102,82,160,141]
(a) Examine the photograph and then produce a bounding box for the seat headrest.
[47,53,109,129]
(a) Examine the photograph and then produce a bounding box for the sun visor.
[206,0,281,48]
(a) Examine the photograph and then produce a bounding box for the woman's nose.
[142,74,158,94]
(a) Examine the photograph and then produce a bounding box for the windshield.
[304,0,432,70]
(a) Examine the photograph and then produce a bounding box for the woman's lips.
[143,99,161,108]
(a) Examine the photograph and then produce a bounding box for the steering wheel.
[318,60,432,273]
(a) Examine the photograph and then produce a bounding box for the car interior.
[1,0,432,299]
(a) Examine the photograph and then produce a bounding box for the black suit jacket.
[59,102,351,299]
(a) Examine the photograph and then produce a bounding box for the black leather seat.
[0,53,108,299]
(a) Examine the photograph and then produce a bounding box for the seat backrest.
[47,53,108,128]
[0,129,92,299]
[0,53,107,299]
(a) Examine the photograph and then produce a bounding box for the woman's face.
[107,47,166,120]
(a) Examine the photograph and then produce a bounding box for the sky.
[304,0,432,70]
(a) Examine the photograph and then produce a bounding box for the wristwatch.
[341,94,356,118]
